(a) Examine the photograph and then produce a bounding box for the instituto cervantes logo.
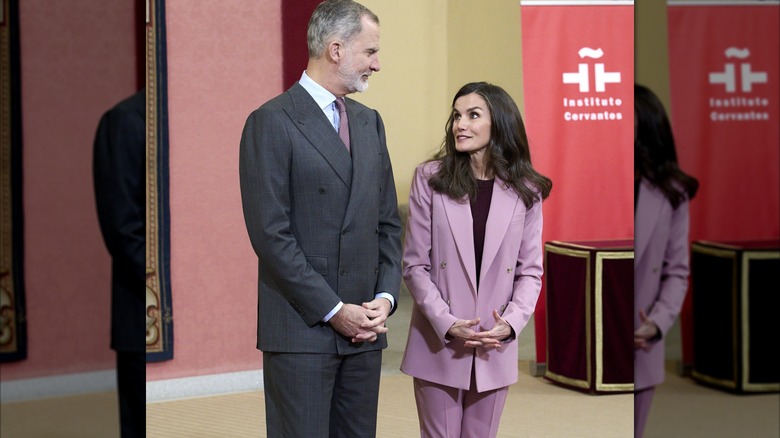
[708,47,771,122]
[561,47,624,122]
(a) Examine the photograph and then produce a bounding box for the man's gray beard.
[340,67,369,94]
[349,77,369,93]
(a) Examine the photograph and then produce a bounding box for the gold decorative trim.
[691,369,737,389]
[691,242,740,258]
[547,240,599,250]
[690,243,780,392]
[145,0,163,355]
[597,382,634,392]
[547,240,632,251]
[544,244,591,259]
[544,369,590,389]
[544,243,634,393]
[691,243,739,384]
[594,251,634,392]
[544,244,591,389]
[741,250,779,392]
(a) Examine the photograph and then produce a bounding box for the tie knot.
[335,97,346,115]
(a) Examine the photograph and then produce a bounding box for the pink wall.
[145,0,283,381]
[0,1,137,380]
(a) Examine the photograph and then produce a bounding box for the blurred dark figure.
[633,83,699,438]
[92,90,146,438]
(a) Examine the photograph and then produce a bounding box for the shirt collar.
[299,71,337,110]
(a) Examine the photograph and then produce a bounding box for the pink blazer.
[400,161,543,392]
[634,180,691,390]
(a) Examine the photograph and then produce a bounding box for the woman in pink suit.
[634,83,699,438]
[400,82,552,437]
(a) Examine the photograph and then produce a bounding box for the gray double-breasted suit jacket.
[239,83,402,356]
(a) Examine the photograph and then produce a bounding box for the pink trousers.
[634,386,656,438]
[413,377,509,438]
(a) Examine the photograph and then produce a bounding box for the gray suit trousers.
[263,351,382,438]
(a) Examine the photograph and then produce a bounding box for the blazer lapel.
[480,180,519,286]
[442,195,478,294]
[284,84,352,188]
[343,100,371,227]
[635,180,665,263]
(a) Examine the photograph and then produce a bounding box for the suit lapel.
[284,84,352,188]
[442,195,478,294]
[480,180,519,286]
[343,100,371,228]
[635,180,665,263]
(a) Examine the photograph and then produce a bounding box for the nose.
[371,56,380,72]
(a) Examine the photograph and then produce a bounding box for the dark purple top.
[471,179,494,288]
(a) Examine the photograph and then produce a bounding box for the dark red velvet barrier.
[690,240,780,393]
[543,240,634,394]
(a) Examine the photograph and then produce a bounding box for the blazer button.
[319,187,326,194]
[340,270,347,276]
[440,261,447,269]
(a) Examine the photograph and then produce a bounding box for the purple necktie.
[334,97,350,152]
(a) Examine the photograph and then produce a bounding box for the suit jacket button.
[340,270,347,276]
[319,187,326,194]
[440,261,446,269]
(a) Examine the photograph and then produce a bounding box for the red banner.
[520,1,634,367]
[667,1,780,366]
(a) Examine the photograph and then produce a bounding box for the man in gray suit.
[238,1,402,436]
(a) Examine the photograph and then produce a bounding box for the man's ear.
[328,41,343,63]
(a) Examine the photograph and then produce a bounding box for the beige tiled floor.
[5,288,777,437]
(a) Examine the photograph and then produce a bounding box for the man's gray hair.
[307,0,379,58]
